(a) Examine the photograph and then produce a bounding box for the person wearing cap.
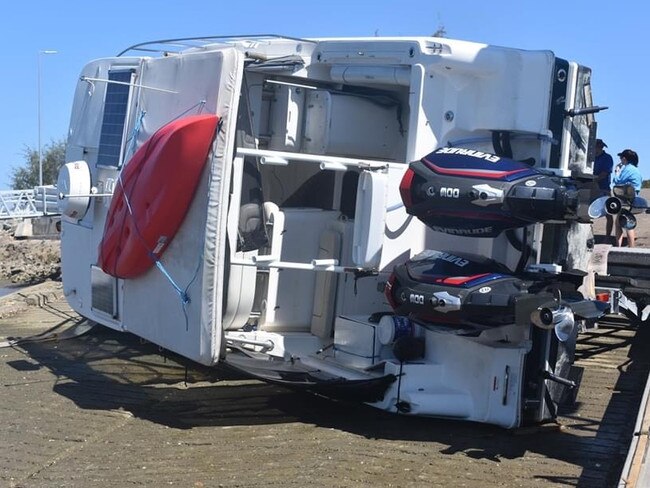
[594,139,614,237]
[612,149,642,247]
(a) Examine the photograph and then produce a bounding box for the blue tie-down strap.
[154,259,190,304]
[152,252,203,331]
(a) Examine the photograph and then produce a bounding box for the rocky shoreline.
[0,223,61,285]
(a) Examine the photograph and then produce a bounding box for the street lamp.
[37,49,57,187]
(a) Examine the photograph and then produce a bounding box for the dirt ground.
[0,225,60,284]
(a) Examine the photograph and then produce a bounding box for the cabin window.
[97,69,135,167]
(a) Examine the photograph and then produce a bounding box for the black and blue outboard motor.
[399,147,583,237]
[385,250,526,327]
[385,249,605,327]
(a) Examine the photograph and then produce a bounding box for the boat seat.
[258,206,341,332]
[310,229,341,338]
[222,202,267,331]
[238,202,269,252]
[222,247,257,331]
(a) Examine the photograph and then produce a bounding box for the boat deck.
[1,282,649,487]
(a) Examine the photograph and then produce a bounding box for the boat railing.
[235,147,390,171]
[117,34,317,57]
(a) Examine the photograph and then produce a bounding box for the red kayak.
[98,114,218,279]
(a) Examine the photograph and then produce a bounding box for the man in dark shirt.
[594,138,614,237]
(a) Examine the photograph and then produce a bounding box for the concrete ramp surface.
[1,282,649,487]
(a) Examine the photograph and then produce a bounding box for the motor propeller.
[605,196,622,215]
[587,185,648,220]
[530,290,608,342]
[530,305,576,342]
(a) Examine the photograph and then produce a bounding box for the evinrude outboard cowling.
[386,250,526,327]
[385,250,608,330]
[399,147,582,237]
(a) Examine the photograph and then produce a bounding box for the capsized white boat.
[58,34,612,428]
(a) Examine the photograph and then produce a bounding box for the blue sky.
[0,0,647,188]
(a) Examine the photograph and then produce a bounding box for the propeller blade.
[620,209,637,230]
[588,196,608,218]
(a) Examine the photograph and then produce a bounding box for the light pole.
[37,50,57,187]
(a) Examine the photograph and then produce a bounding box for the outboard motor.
[385,250,608,329]
[385,250,526,326]
[399,147,583,237]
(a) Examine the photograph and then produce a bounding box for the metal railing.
[0,186,60,220]
[117,34,316,57]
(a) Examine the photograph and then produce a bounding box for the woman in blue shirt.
[613,149,642,247]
